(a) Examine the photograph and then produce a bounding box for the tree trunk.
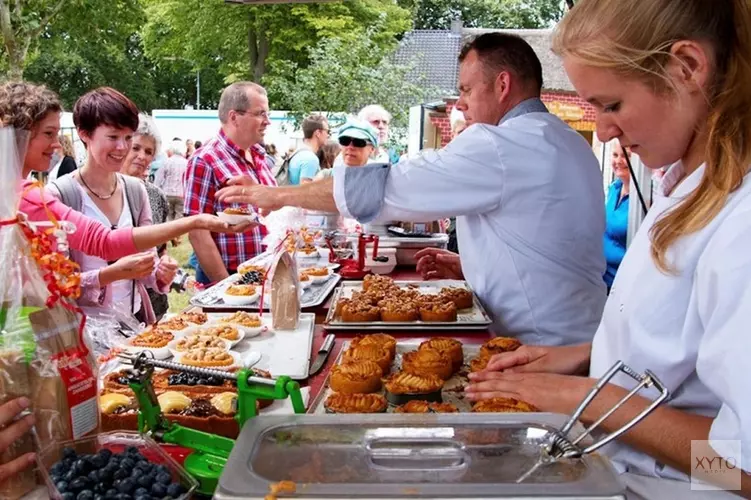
[247,11,267,82]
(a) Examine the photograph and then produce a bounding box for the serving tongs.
[516,360,669,483]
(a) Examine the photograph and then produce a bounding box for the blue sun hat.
[337,119,379,148]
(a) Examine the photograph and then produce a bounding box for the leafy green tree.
[399,0,564,30]
[266,27,434,147]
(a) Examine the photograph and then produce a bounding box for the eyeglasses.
[235,109,270,119]
[338,136,369,148]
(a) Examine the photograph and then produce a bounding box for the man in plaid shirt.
[184,82,277,285]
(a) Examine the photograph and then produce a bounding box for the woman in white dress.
[466,0,751,498]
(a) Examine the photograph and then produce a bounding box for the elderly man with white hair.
[334,104,392,166]
[154,138,189,220]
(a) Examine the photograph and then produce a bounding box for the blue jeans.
[188,252,198,270]
[195,263,212,286]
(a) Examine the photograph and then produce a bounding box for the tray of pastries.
[324,276,492,330]
[308,335,537,414]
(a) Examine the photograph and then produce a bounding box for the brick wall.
[430,92,597,148]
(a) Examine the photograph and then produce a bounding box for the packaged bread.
[269,248,301,330]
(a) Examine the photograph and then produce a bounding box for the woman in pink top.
[1,81,255,284]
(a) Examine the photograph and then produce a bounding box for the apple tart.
[341,344,392,373]
[175,335,227,352]
[402,348,453,380]
[350,333,397,360]
[469,355,490,373]
[471,397,538,413]
[384,371,444,405]
[419,337,464,372]
[479,337,522,358]
[158,317,190,331]
[181,348,235,368]
[394,400,459,414]
[179,311,208,325]
[439,287,473,310]
[330,361,383,394]
[324,393,388,414]
[131,328,173,348]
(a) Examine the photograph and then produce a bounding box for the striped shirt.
[183,129,276,271]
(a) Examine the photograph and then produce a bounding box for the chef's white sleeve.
[695,212,751,472]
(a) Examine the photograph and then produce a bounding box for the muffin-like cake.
[362,274,395,292]
[394,400,459,414]
[350,333,397,360]
[419,337,464,372]
[342,344,392,373]
[384,371,444,404]
[341,301,381,323]
[471,397,538,413]
[380,300,419,322]
[402,348,453,380]
[324,393,388,414]
[469,355,490,373]
[330,361,383,394]
[479,337,522,358]
[419,300,457,322]
[439,287,474,310]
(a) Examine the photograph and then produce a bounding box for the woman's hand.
[482,343,592,375]
[465,371,595,415]
[104,252,156,283]
[155,255,179,287]
[414,248,464,280]
[0,398,36,484]
[194,214,259,234]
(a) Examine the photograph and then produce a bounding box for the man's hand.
[415,248,464,280]
[216,176,284,212]
[0,398,36,485]
[477,344,592,376]
[195,214,259,234]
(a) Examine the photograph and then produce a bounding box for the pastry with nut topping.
[419,299,457,322]
[439,287,474,310]
[175,335,227,352]
[341,301,381,323]
[180,348,235,368]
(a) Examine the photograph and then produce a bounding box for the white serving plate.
[221,286,260,306]
[166,335,231,359]
[206,313,267,338]
[120,337,173,360]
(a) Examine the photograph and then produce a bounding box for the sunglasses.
[338,136,369,148]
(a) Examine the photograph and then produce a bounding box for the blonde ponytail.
[554,0,751,273]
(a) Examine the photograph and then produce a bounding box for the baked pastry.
[211,392,237,415]
[299,272,311,285]
[175,335,227,352]
[350,333,397,360]
[384,371,444,405]
[471,397,538,413]
[158,317,190,331]
[179,311,208,325]
[334,298,350,317]
[419,337,464,372]
[299,244,318,256]
[469,355,490,372]
[342,344,392,373]
[380,300,419,322]
[237,263,267,280]
[324,393,387,414]
[419,300,457,322]
[394,400,459,413]
[225,284,258,296]
[479,337,522,358]
[224,206,252,215]
[218,311,262,328]
[440,287,474,310]
[341,301,381,323]
[103,370,137,394]
[131,328,173,348]
[195,325,241,341]
[362,274,394,292]
[305,266,329,277]
[100,392,135,415]
[153,370,237,394]
[330,361,383,394]
[350,291,378,305]
[402,348,453,380]
[180,348,235,368]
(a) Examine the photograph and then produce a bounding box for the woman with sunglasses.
[314,120,379,180]
[466,0,751,497]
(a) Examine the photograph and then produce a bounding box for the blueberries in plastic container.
[56,480,69,493]
[69,477,91,492]
[156,472,171,485]
[116,478,135,494]
[77,490,95,500]
[61,493,76,500]
[150,483,166,497]
[137,474,153,488]
[166,483,185,497]
[63,448,78,460]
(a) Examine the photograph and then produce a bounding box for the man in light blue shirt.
[288,114,329,185]
[216,33,607,346]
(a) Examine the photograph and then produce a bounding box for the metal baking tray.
[308,340,481,414]
[324,279,492,331]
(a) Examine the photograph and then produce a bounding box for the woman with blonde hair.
[466,0,751,497]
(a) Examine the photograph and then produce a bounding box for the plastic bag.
[0,127,98,497]
[267,241,301,331]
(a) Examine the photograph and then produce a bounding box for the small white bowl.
[166,335,231,359]
[298,277,312,290]
[305,268,331,284]
[207,315,266,338]
[120,337,173,360]
[218,211,259,225]
[181,324,247,347]
[174,349,243,370]
[221,285,260,306]
[297,249,320,261]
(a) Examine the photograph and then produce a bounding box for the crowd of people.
[1,0,750,496]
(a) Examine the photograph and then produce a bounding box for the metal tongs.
[516,360,669,483]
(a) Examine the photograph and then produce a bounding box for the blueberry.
[69,477,90,492]
[115,494,133,500]
[121,457,135,469]
[64,469,77,482]
[74,458,91,474]
[88,470,100,483]
[155,465,170,477]
[130,468,142,479]
[62,493,76,500]
[93,483,108,494]
[105,489,118,499]
[134,496,151,500]
[98,449,113,461]
[77,491,95,500]
[99,468,114,483]
[117,477,135,494]
[166,483,185,497]
[150,483,166,497]
[94,495,106,500]
[56,480,69,493]
[156,472,171,485]
[51,461,67,475]
[90,455,106,469]
[137,474,153,488]
[63,447,78,460]
[114,468,130,480]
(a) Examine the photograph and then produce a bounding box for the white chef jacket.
[591,161,751,486]
[333,98,608,345]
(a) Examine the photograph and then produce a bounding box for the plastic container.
[41,431,198,500]
[364,247,397,275]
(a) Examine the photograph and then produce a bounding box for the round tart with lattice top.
[384,371,444,405]
[350,333,397,360]
[418,299,457,322]
[131,328,173,348]
[394,400,459,414]
[324,393,388,414]
[479,337,522,358]
[180,348,235,368]
[402,348,453,380]
[419,337,464,372]
[341,344,392,373]
[330,361,383,394]
[471,397,538,413]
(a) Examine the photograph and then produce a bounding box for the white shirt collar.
[660,161,706,198]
